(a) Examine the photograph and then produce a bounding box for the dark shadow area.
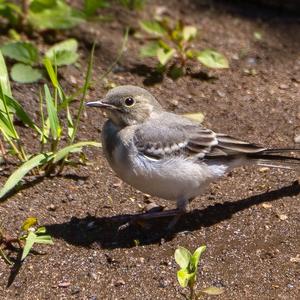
[130,64,219,85]
[193,0,300,19]
[6,251,22,288]
[46,182,300,249]
[129,64,164,86]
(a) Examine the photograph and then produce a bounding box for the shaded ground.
[0,1,300,299]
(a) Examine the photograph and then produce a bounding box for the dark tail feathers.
[248,149,300,170]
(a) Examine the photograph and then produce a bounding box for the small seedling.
[0,217,53,264]
[1,38,79,83]
[140,18,229,79]
[175,245,224,299]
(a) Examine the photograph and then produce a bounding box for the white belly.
[110,148,227,201]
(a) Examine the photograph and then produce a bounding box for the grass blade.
[53,141,101,163]
[21,231,36,261]
[0,153,52,200]
[4,94,43,136]
[0,50,12,97]
[70,43,95,143]
[44,84,61,140]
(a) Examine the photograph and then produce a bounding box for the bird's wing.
[133,113,265,160]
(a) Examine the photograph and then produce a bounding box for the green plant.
[0,45,100,200]
[0,0,84,31]
[140,18,229,79]
[1,38,79,83]
[119,0,146,10]
[83,0,110,18]
[175,245,224,299]
[0,217,53,264]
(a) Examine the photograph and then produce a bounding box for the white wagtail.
[86,85,300,229]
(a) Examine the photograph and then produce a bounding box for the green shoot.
[140,18,229,79]
[0,217,53,264]
[175,245,224,299]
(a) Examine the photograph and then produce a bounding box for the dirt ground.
[0,1,300,299]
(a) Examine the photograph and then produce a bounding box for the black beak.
[85,100,116,109]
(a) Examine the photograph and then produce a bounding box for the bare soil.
[0,1,300,299]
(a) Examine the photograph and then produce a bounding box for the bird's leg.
[118,208,180,231]
[165,198,189,231]
[118,198,189,231]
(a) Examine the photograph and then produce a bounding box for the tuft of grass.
[0,46,101,200]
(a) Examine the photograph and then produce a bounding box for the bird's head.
[86,85,162,127]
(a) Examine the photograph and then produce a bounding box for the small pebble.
[114,279,125,287]
[290,255,300,263]
[277,214,288,221]
[259,167,270,173]
[262,203,272,209]
[294,135,300,144]
[279,84,289,90]
[71,286,80,295]
[58,281,71,288]
[47,204,56,211]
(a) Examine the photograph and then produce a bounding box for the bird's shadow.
[46,182,300,249]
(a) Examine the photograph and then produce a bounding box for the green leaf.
[21,231,36,261]
[140,41,160,57]
[3,94,42,136]
[0,50,12,97]
[0,111,17,139]
[168,65,184,80]
[157,48,175,66]
[29,0,84,30]
[254,31,262,41]
[44,84,61,140]
[45,39,79,66]
[201,286,224,295]
[139,20,166,37]
[34,235,54,244]
[11,63,42,83]
[182,26,197,42]
[191,245,206,271]
[21,217,38,231]
[177,268,194,288]
[0,153,52,200]
[43,57,59,88]
[66,106,74,139]
[183,112,204,124]
[52,141,101,163]
[1,42,39,65]
[84,0,109,16]
[36,226,46,234]
[29,0,56,12]
[196,49,229,69]
[175,246,192,269]
[0,2,21,26]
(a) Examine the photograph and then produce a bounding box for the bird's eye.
[124,97,135,107]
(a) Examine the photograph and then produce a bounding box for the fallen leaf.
[183,112,205,123]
